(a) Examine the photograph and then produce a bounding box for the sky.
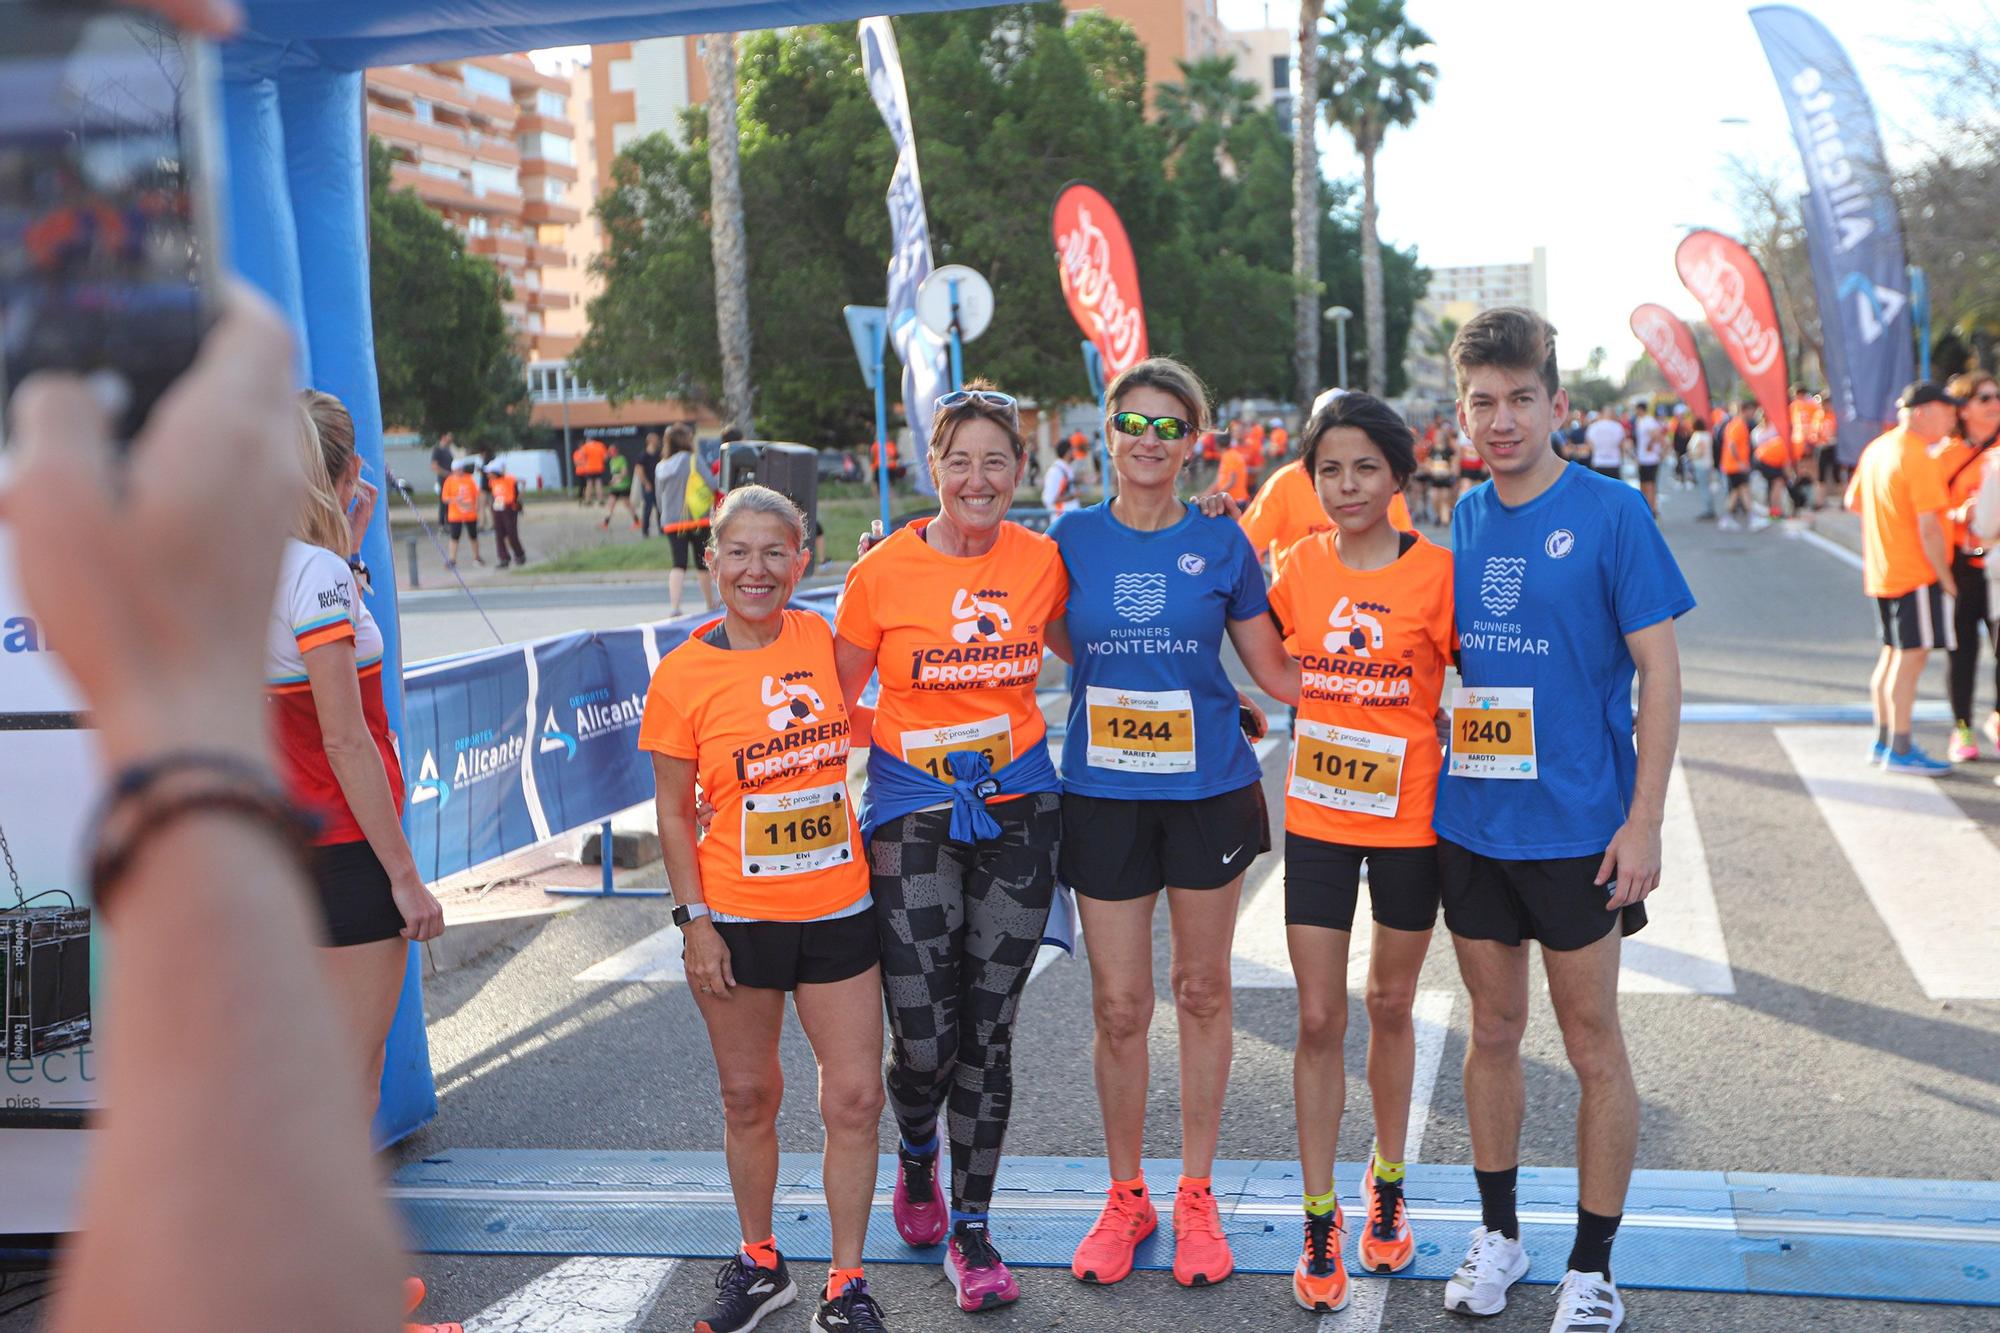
[1216,0,1971,375]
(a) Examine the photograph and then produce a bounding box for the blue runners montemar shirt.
[1050,501,1269,800]
[1434,465,1695,859]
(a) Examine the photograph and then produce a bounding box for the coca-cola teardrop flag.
[1052,181,1149,380]
[1628,304,1712,423]
[1675,229,1790,445]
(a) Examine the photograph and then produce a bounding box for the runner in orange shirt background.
[573,436,609,504]
[440,456,483,568]
[639,484,893,1333]
[1717,403,1756,529]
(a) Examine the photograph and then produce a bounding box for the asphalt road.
[9,473,1993,1332]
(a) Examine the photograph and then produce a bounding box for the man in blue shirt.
[1433,309,1693,1333]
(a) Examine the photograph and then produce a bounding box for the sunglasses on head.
[1111,411,1194,442]
[937,388,1017,413]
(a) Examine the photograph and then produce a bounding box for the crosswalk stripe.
[1776,725,2000,1000]
[578,927,684,984]
[464,1255,675,1331]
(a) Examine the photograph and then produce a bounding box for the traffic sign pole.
[947,277,965,390]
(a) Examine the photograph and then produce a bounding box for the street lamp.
[1324,305,1353,390]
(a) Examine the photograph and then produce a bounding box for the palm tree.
[701,32,754,434]
[1292,0,1321,413]
[1320,0,1435,397]
[1156,55,1260,146]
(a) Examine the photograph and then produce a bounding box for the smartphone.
[0,3,224,450]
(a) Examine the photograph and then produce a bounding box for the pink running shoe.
[944,1220,1020,1311]
[892,1144,948,1246]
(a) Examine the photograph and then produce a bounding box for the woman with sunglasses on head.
[1266,392,1454,1314]
[642,485,891,1333]
[1050,358,1301,1291]
[1936,370,2000,760]
[834,384,1067,1314]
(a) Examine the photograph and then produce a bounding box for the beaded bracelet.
[86,751,317,912]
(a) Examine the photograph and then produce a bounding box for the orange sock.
[1111,1173,1147,1201]
[741,1236,780,1270]
[1178,1174,1213,1196]
[824,1266,865,1300]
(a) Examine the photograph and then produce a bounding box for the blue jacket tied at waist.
[860,740,1059,844]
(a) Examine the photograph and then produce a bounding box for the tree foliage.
[575,5,1428,445]
[366,139,529,445]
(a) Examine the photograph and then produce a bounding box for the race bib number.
[1085,686,1196,773]
[740,782,853,877]
[901,714,1013,781]
[1289,719,1405,818]
[1448,687,1536,780]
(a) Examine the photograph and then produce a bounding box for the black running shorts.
[1438,836,1646,952]
[1283,832,1440,933]
[310,839,407,947]
[1637,462,1660,484]
[1060,780,1268,900]
[1875,584,1955,651]
[1755,461,1786,487]
[710,908,879,991]
[1725,471,1750,492]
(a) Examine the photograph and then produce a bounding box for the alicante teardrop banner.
[1051,181,1150,380]
[1629,304,1713,423]
[1675,230,1790,445]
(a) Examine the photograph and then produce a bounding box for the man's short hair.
[1449,306,1560,399]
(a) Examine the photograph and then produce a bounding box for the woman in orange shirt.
[1268,392,1455,1313]
[640,485,892,1333]
[1938,370,2000,760]
[834,384,1067,1314]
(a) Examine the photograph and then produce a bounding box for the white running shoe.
[1442,1226,1530,1316]
[1549,1269,1624,1331]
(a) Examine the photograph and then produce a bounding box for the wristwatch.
[671,902,712,927]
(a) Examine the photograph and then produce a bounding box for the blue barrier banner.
[403,645,539,883]
[530,629,653,837]
[1751,5,1914,463]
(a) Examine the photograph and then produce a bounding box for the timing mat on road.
[391,1151,2000,1308]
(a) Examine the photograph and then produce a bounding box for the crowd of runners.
[640,306,1692,1333]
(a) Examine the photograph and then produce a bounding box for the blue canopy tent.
[225,0,985,1143]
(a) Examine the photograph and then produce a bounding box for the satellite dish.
[917,264,994,343]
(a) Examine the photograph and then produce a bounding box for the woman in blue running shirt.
[1047,357,1300,1291]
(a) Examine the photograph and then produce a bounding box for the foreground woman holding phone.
[640,486,891,1333]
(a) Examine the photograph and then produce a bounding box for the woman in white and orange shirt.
[640,485,890,1333]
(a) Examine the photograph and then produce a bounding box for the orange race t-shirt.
[1932,436,1994,557]
[1269,530,1454,848]
[442,472,480,522]
[578,439,609,475]
[1240,458,1412,571]
[1216,448,1251,504]
[637,610,867,921]
[1756,430,1792,470]
[1719,418,1752,474]
[1846,426,1949,598]
[488,473,520,510]
[836,519,1067,791]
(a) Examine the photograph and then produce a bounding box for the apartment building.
[365,55,582,362]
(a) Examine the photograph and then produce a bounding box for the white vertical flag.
[858,15,948,494]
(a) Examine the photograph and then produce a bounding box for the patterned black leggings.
[869,791,1060,1217]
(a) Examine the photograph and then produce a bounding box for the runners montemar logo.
[1480,557,1526,617]
[1112,572,1167,624]
[1052,181,1150,376]
[1676,229,1792,445]
[1628,303,1713,422]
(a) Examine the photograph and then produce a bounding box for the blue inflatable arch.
[226,0,984,1142]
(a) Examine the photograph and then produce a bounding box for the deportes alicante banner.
[1751,4,1913,458]
[859,16,949,492]
[1628,304,1712,423]
[1675,229,1791,445]
[1051,181,1151,380]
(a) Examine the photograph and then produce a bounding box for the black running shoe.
[694,1253,796,1333]
[811,1277,890,1332]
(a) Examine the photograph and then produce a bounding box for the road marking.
[1682,700,1951,724]
[1783,523,1866,571]
[463,1255,676,1331]
[577,927,685,984]
[1322,988,1455,1330]
[1615,756,1733,994]
[1777,725,2000,999]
